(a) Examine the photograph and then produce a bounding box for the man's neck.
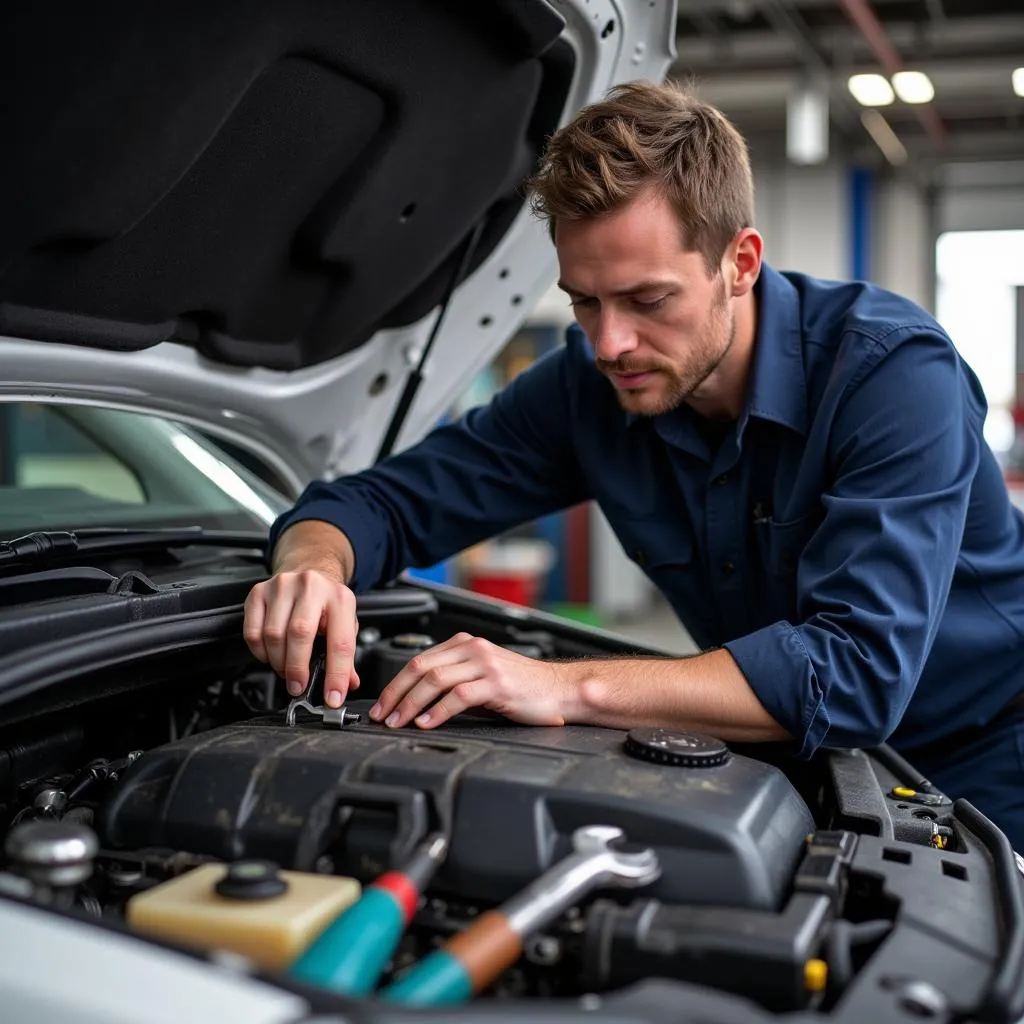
[686,290,758,421]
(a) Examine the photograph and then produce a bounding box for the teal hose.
[289,888,405,996]
[381,950,474,1006]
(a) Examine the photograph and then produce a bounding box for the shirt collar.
[741,262,808,438]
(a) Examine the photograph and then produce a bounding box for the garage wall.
[872,171,935,314]
[940,186,1024,233]
[752,159,849,282]
[938,162,1024,233]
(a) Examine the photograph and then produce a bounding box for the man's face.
[555,189,737,417]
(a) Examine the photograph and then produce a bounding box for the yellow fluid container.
[126,861,361,972]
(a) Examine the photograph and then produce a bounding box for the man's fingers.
[262,588,298,683]
[370,634,474,722]
[424,632,474,653]
[283,587,333,694]
[323,587,358,708]
[242,586,270,664]
[415,680,488,729]
[244,571,362,701]
[387,660,484,728]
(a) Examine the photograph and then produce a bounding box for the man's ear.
[726,229,763,298]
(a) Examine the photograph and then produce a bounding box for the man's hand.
[369,634,580,729]
[244,521,360,708]
[368,637,789,745]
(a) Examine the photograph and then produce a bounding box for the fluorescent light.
[892,71,934,104]
[860,110,908,166]
[1014,68,1024,98]
[848,73,894,107]
[786,87,830,165]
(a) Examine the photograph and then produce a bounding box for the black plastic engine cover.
[100,699,814,911]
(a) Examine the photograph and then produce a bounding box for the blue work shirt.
[269,263,1024,758]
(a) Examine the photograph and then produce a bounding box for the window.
[4,403,146,503]
[0,402,289,537]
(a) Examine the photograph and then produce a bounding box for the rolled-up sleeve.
[267,345,589,592]
[725,328,981,757]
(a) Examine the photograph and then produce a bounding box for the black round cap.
[624,728,731,768]
[215,860,287,900]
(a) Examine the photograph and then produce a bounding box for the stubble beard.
[609,283,736,418]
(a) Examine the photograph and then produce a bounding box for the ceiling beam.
[746,0,863,134]
[682,0,985,12]
[679,57,1022,106]
[675,14,1024,70]
[838,0,948,148]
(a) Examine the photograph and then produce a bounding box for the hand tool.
[380,824,660,1006]
[289,832,448,995]
[285,654,361,728]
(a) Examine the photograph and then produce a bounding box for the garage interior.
[412,0,1024,652]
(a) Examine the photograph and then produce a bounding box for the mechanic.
[243,81,1024,848]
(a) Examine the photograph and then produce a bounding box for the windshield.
[0,402,290,536]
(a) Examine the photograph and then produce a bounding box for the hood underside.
[0,0,677,487]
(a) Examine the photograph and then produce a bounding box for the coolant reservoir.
[126,860,361,971]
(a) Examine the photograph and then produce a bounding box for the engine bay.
[0,582,1021,1023]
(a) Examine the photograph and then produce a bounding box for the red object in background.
[566,503,591,605]
[1007,405,1024,485]
[466,574,540,607]
[463,538,555,608]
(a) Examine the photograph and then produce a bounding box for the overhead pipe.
[838,0,948,148]
[756,0,866,136]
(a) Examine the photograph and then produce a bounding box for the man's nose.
[591,309,638,362]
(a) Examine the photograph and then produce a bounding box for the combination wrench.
[381,824,660,1005]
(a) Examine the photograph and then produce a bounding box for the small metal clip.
[285,656,361,728]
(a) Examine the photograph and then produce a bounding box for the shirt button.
[714,473,730,486]
[635,549,647,566]
[721,561,735,575]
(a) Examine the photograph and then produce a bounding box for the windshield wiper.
[0,527,268,567]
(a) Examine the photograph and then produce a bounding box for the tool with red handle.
[289,832,447,996]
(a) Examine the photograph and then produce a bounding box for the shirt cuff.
[724,621,830,759]
[267,495,387,593]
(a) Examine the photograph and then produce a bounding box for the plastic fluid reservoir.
[126,860,361,971]
[366,633,436,698]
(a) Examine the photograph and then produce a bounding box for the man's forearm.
[563,648,791,743]
[270,520,357,584]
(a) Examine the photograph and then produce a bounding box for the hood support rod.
[375,220,487,463]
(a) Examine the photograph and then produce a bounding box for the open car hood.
[0,0,676,494]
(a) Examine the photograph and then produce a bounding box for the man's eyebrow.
[557,279,678,298]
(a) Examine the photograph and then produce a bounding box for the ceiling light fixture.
[848,73,894,107]
[1013,68,1024,99]
[892,70,934,104]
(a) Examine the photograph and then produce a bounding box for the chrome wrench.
[382,824,660,1004]
[285,655,361,728]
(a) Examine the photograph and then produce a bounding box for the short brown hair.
[527,80,755,274]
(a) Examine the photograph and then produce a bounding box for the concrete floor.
[605,595,699,655]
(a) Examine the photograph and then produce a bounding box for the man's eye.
[635,296,668,311]
[569,297,596,309]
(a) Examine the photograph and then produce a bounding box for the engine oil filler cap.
[215,860,288,901]
[624,728,731,768]
[391,633,435,650]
